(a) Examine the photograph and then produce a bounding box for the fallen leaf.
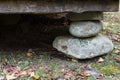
[29,72,35,77]
[2,61,8,66]
[3,65,20,76]
[115,49,120,54]
[20,70,27,75]
[32,74,40,80]
[66,72,73,76]
[6,74,17,80]
[60,68,66,73]
[39,66,44,70]
[98,57,104,63]
[0,76,5,80]
[63,71,74,79]
[71,59,78,63]
[115,57,120,62]
[79,73,90,78]
[26,52,33,57]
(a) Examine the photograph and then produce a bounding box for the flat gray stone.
[53,34,113,59]
[69,21,102,37]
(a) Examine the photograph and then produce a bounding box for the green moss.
[100,65,120,75]
[35,70,45,77]
[92,64,120,76]
[103,22,120,33]
[49,62,61,71]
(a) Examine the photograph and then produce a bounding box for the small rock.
[69,21,102,37]
[53,34,113,59]
[82,65,101,78]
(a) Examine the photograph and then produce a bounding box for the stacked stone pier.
[53,12,114,59]
[0,0,118,59]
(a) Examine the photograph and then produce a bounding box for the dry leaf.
[66,72,73,76]
[98,57,104,63]
[64,72,74,79]
[29,72,35,77]
[71,59,78,63]
[115,57,120,62]
[32,74,40,79]
[20,70,27,75]
[115,49,120,54]
[39,66,44,70]
[79,73,90,78]
[0,76,5,80]
[2,61,8,66]
[60,68,66,74]
[26,52,32,57]
[6,74,17,80]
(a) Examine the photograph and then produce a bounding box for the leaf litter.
[0,12,120,80]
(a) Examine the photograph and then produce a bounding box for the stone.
[69,21,103,38]
[67,12,103,21]
[53,34,113,59]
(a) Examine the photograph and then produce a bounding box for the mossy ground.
[0,12,120,79]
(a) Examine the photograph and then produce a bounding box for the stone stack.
[53,12,114,59]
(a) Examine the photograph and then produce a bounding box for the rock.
[67,12,103,21]
[53,34,113,59]
[82,65,101,78]
[69,21,102,37]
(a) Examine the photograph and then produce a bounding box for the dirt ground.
[0,11,120,80]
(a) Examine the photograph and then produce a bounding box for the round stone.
[69,21,103,37]
[53,34,113,59]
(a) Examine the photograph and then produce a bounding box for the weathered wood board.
[0,0,119,14]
